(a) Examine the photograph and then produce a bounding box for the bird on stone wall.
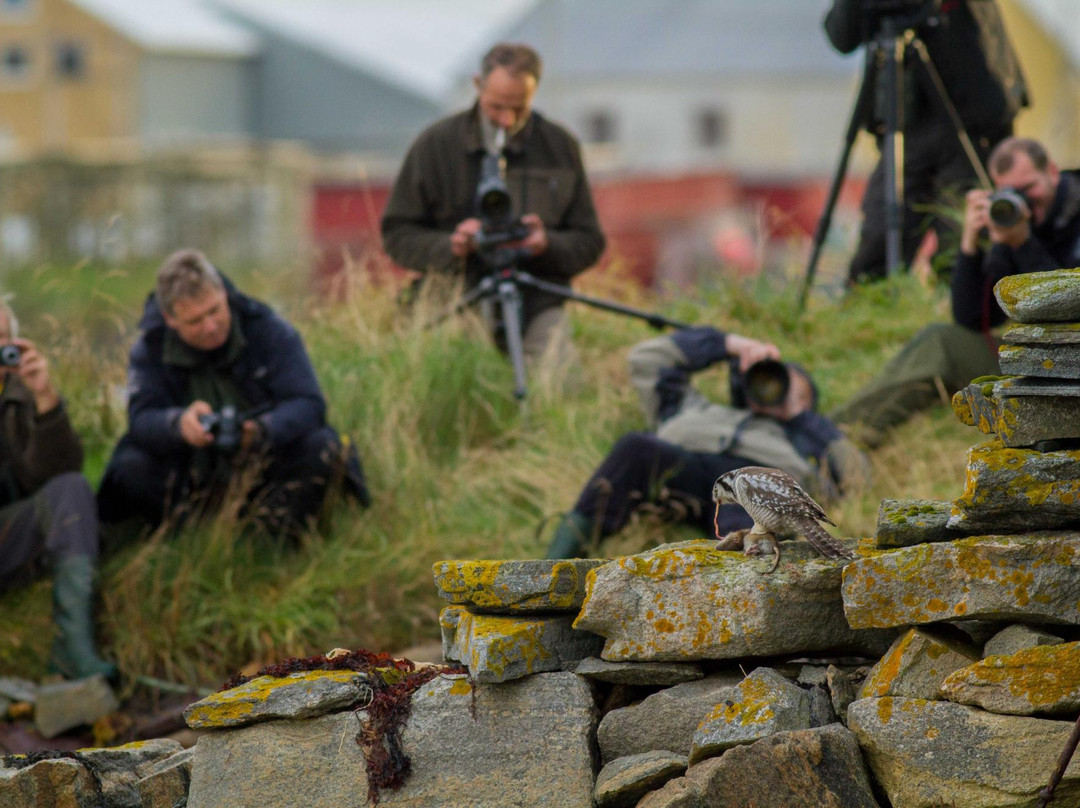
[711,466,855,573]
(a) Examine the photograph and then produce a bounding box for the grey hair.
[0,295,18,339]
[156,249,224,316]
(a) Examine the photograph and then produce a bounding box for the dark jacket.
[952,169,1080,331]
[123,277,326,456]
[627,327,863,499]
[381,104,606,318]
[824,0,1027,137]
[0,377,82,507]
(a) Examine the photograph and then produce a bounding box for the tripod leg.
[497,279,529,402]
[880,22,906,278]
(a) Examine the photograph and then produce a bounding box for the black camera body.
[730,358,791,409]
[198,405,244,454]
[988,188,1030,228]
[473,149,530,270]
[0,344,21,368]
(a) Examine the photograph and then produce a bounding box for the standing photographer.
[824,0,1027,284]
[545,326,867,558]
[0,299,116,680]
[98,249,368,535]
[380,42,606,367]
[833,137,1080,444]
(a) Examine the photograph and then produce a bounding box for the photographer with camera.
[98,249,369,535]
[545,326,867,558]
[381,42,606,368]
[833,137,1080,444]
[0,299,117,680]
[824,0,1027,284]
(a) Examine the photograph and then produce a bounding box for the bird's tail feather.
[803,521,855,560]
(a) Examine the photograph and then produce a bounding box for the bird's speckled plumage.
[712,466,853,563]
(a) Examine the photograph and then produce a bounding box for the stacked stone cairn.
[7,269,1080,808]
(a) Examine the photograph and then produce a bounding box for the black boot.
[49,555,119,682]
[545,511,596,559]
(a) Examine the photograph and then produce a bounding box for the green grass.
[0,257,974,689]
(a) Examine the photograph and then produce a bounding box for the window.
[55,41,86,79]
[697,109,728,149]
[1,44,30,80]
[584,110,616,144]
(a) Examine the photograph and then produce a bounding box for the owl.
[712,466,854,572]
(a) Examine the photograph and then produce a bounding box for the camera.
[198,405,244,454]
[988,188,1030,228]
[730,359,791,409]
[0,344,21,367]
[472,134,530,269]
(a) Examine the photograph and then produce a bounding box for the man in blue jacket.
[98,249,368,534]
[832,138,1080,445]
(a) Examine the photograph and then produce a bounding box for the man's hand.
[180,400,215,448]
[513,214,549,256]
[11,339,60,415]
[450,218,483,257]
[724,333,781,373]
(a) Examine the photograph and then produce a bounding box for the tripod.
[799,0,992,310]
[440,259,692,402]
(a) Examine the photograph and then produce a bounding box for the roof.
[492,0,855,80]
[210,0,538,102]
[68,0,259,57]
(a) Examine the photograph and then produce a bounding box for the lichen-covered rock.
[953,377,1080,447]
[574,541,892,662]
[432,558,607,613]
[843,533,1080,629]
[940,641,1080,716]
[184,669,370,730]
[998,343,1080,379]
[859,627,979,700]
[440,605,604,683]
[597,673,743,764]
[641,725,880,808]
[949,441,1080,532]
[594,751,688,808]
[137,748,194,808]
[574,656,704,686]
[875,499,965,548]
[983,623,1063,658]
[689,668,812,764]
[0,739,184,808]
[995,267,1080,323]
[187,672,597,808]
[849,696,1080,807]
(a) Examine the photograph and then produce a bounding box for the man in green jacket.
[381,42,606,369]
[0,299,116,681]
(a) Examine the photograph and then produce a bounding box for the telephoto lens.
[742,359,790,408]
[0,344,21,367]
[988,188,1029,228]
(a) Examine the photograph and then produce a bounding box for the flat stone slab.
[949,440,1080,532]
[574,541,893,663]
[0,678,37,704]
[574,657,704,686]
[984,623,1064,658]
[849,696,1080,807]
[940,640,1080,716]
[689,668,812,764]
[186,672,597,808]
[440,605,604,683]
[998,343,1080,379]
[858,627,979,700]
[842,532,1080,629]
[594,751,688,808]
[184,669,370,730]
[33,674,119,739]
[433,558,607,613]
[874,499,966,548]
[995,267,1080,323]
[953,377,1080,447]
[1004,321,1080,346]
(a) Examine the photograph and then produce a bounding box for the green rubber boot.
[49,555,119,682]
[545,511,595,559]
